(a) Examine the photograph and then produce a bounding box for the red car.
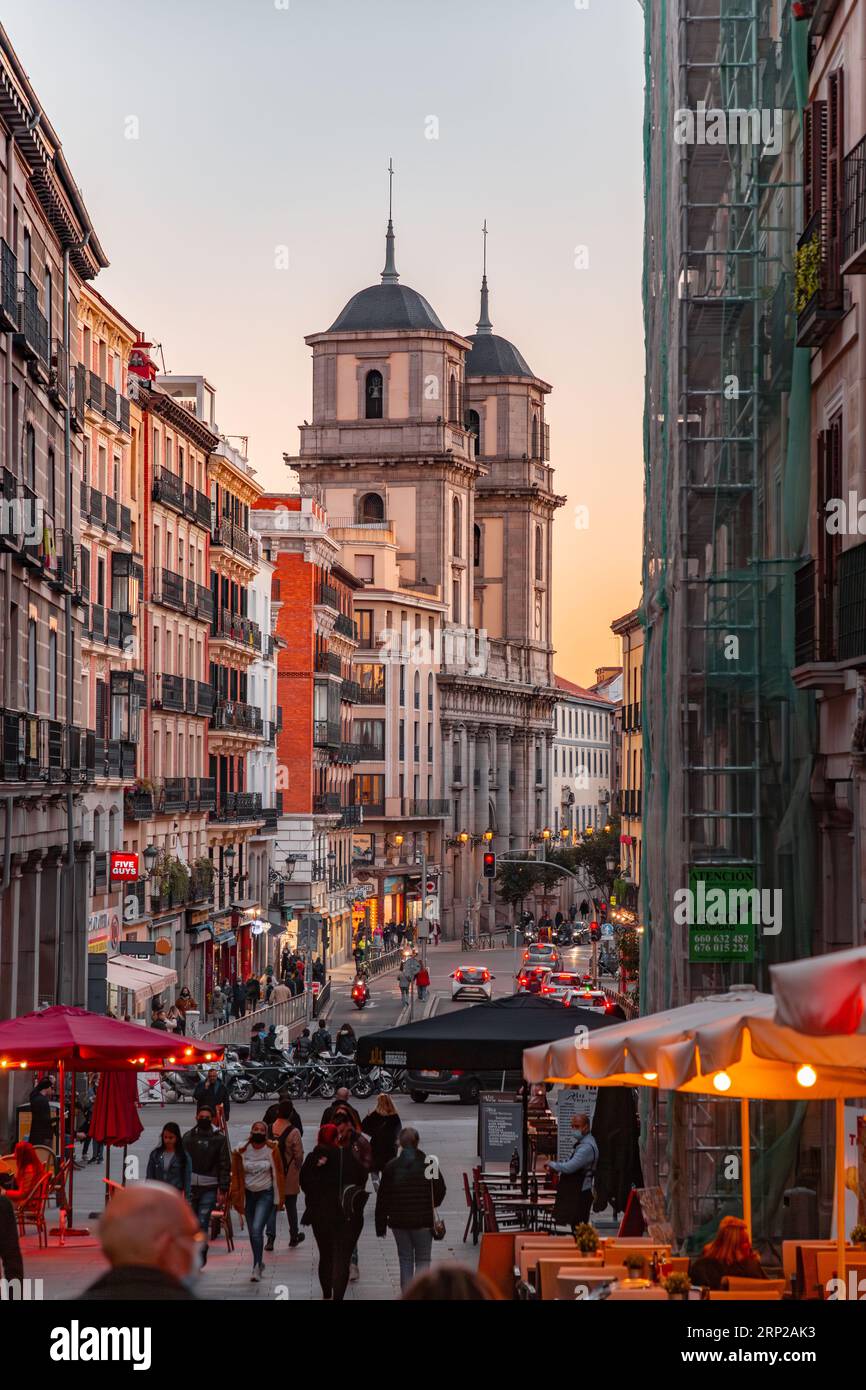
[516,965,548,995]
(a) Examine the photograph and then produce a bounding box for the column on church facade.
[442,721,454,828]
[511,729,530,849]
[459,723,470,833]
[465,723,477,835]
[496,728,512,849]
[475,729,491,834]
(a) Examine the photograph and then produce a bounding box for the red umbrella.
[0,1006,222,1231]
[0,1005,223,1070]
[89,1069,144,1147]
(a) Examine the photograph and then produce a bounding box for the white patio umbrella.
[524,985,866,1285]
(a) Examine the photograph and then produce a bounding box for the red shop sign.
[110,852,140,880]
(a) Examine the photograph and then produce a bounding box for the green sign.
[686,866,756,963]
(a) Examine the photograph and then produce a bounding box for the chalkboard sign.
[478,1091,523,1165]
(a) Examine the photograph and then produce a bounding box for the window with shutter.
[816,415,843,659]
[95,679,108,738]
[828,70,844,280]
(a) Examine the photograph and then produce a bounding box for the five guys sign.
[110,852,139,881]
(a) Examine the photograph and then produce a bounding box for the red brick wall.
[272,548,314,814]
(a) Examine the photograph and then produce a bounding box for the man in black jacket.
[0,1192,23,1290]
[375,1128,446,1292]
[309,1019,332,1057]
[183,1104,231,1263]
[193,1068,231,1122]
[27,1075,55,1148]
[78,1184,200,1300]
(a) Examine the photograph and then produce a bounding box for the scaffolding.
[642,0,816,1241]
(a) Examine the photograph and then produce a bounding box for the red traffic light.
[482,851,496,878]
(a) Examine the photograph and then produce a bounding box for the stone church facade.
[291,215,563,935]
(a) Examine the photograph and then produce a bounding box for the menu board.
[478,1091,523,1165]
[556,1085,598,1161]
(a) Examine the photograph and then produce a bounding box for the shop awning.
[107,956,178,1009]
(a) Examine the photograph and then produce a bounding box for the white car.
[562,986,611,1014]
[540,970,593,1002]
[451,965,494,1001]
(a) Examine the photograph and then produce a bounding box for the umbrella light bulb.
[643,1072,658,1081]
[713,1071,732,1092]
[796,1064,817,1088]
[184,1047,193,1057]
[18,1061,26,1069]
[138,1056,146,1064]
[168,1056,176,1064]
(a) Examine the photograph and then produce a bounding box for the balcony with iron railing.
[316,580,339,610]
[71,364,86,433]
[0,240,18,332]
[87,370,104,413]
[332,741,362,763]
[212,610,261,651]
[49,339,68,409]
[153,673,185,711]
[211,700,263,736]
[210,790,264,823]
[340,803,364,827]
[334,612,358,640]
[314,792,342,814]
[313,720,341,748]
[356,740,386,761]
[198,776,217,810]
[355,682,386,705]
[316,649,343,677]
[402,799,450,818]
[161,777,188,812]
[152,566,186,612]
[843,133,866,275]
[152,465,184,512]
[197,682,216,717]
[341,679,362,703]
[16,273,49,372]
[125,788,154,820]
[0,713,91,785]
[212,515,258,564]
[796,207,846,348]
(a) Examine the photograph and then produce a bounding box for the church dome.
[465,331,533,378]
[329,281,444,333]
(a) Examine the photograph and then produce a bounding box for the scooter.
[351,978,370,1009]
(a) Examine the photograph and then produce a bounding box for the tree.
[496,858,563,915]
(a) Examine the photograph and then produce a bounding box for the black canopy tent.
[358,994,637,1198]
[358,992,613,1069]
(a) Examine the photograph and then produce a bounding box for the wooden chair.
[479,1185,524,1235]
[723,1276,787,1294]
[462,1172,479,1244]
[15,1173,51,1248]
[538,1256,607,1300]
[477,1232,518,1300]
[797,1243,843,1300]
[814,1251,866,1298]
[669,1256,690,1275]
[707,1290,782,1301]
[517,1238,592,1283]
[46,1157,72,1211]
[31,1144,55,1172]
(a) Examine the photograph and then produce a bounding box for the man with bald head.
[78,1182,203,1300]
[547,1111,599,1230]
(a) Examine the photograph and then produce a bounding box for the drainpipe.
[0,795,12,892]
[3,126,14,712]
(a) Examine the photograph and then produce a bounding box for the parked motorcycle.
[161,1066,203,1103]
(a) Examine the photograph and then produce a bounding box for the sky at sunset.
[5,0,645,685]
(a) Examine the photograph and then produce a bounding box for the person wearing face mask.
[182,1104,232,1265]
[228,1121,286,1282]
[546,1111,599,1229]
[77,1183,203,1300]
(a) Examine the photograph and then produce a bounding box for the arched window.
[452,496,462,557]
[24,423,36,488]
[467,408,481,453]
[427,672,434,711]
[531,413,539,459]
[473,523,481,568]
[365,369,383,420]
[358,492,384,522]
[448,373,458,423]
[535,525,543,581]
[414,670,421,709]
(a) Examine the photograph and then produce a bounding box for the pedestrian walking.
[309,1019,332,1057]
[397,961,410,1006]
[361,1094,401,1181]
[145,1123,192,1197]
[211,983,227,1025]
[293,1027,312,1062]
[431,920,441,947]
[232,979,246,1019]
[193,1067,231,1123]
[245,974,261,1011]
[321,1087,361,1129]
[300,1123,368,1302]
[175,987,197,1022]
[271,978,291,1005]
[415,963,430,1001]
[334,1023,357,1057]
[333,1105,371,1283]
[374,1127,446,1292]
[78,1184,202,1301]
[229,1119,285,1281]
[165,1004,185,1035]
[26,1075,54,1148]
[547,1111,598,1229]
[264,1100,305,1250]
[182,1104,231,1265]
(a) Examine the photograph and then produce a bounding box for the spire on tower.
[476,218,493,334]
[381,157,400,284]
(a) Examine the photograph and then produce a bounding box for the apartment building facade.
[611,609,643,910]
[252,496,361,967]
[550,676,614,839]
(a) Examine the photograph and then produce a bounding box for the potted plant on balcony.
[190,856,214,903]
[851,1224,866,1250]
[152,852,190,909]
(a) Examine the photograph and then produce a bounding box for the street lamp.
[394,833,404,847]
[560,827,570,842]
[541,827,551,841]
[605,853,616,874]
[327,848,336,890]
[482,829,494,844]
[143,843,159,878]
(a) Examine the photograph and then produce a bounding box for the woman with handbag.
[228,1120,286,1282]
[374,1127,447,1293]
[300,1123,369,1301]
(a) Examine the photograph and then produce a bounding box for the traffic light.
[598,901,607,920]
[590,922,601,943]
[482,851,496,879]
